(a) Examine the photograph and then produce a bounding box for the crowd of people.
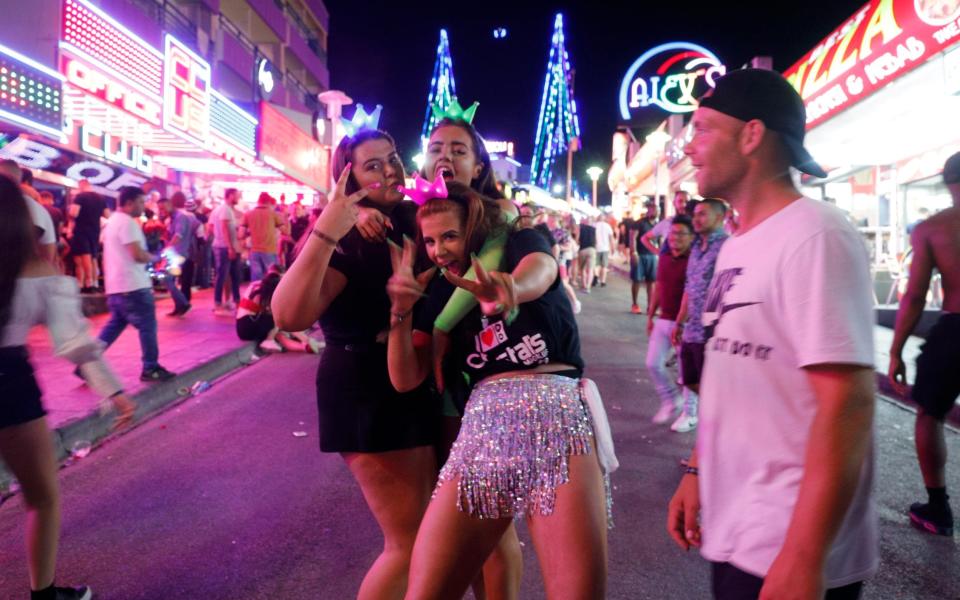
[0,68,958,600]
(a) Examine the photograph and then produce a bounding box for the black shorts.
[680,341,706,386]
[711,562,862,599]
[70,232,99,257]
[0,346,46,429]
[912,313,960,420]
[236,314,275,344]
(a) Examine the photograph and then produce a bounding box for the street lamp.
[645,129,671,212]
[552,183,565,196]
[586,166,604,208]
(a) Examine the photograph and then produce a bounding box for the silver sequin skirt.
[436,374,597,519]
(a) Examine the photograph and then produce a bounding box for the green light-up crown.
[431,98,479,124]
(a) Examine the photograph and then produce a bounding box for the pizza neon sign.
[619,42,726,119]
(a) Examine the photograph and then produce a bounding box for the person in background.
[594,213,617,287]
[189,198,212,289]
[1,176,134,600]
[285,202,311,267]
[646,215,695,430]
[236,266,323,354]
[243,192,289,282]
[158,193,199,317]
[641,190,691,256]
[96,186,175,382]
[889,151,960,537]
[667,68,877,599]
[66,180,109,292]
[37,191,66,272]
[576,215,597,293]
[0,160,58,267]
[628,200,658,314]
[212,189,243,313]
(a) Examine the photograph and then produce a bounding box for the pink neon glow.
[61,0,163,97]
[397,173,448,206]
[656,51,704,75]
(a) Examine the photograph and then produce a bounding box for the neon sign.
[0,134,150,190]
[484,139,515,157]
[0,43,64,140]
[619,42,726,119]
[163,34,210,146]
[784,0,960,128]
[61,54,162,125]
[79,124,152,174]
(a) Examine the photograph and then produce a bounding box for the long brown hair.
[0,175,39,337]
[331,128,398,198]
[416,181,505,260]
[423,118,504,200]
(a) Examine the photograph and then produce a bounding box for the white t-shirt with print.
[697,197,878,587]
[102,212,151,294]
[594,221,615,253]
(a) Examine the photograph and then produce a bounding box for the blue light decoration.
[420,29,458,148]
[0,43,64,140]
[210,90,258,155]
[493,27,508,39]
[530,13,581,190]
[618,41,725,120]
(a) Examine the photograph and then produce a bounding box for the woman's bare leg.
[526,451,607,600]
[0,418,61,590]
[344,446,436,600]
[405,476,513,600]
[478,525,522,600]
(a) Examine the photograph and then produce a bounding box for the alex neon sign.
[619,42,726,119]
[62,54,162,125]
[784,0,960,128]
[163,34,211,146]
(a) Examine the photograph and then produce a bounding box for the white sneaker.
[671,413,698,432]
[259,339,284,352]
[652,403,680,424]
[572,299,582,314]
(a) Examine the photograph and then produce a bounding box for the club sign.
[619,42,726,119]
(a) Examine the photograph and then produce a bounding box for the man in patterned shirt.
[671,198,728,426]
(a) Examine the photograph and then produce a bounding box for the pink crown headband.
[397,173,448,206]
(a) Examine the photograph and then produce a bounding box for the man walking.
[889,151,960,537]
[158,192,199,317]
[594,213,617,287]
[670,198,728,431]
[646,215,694,429]
[242,192,288,281]
[667,69,877,599]
[97,186,175,382]
[628,200,658,314]
[212,188,243,312]
[576,216,597,293]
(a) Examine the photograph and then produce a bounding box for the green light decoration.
[430,98,478,124]
[530,13,582,189]
[421,29,460,147]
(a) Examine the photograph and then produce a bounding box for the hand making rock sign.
[440,254,518,318]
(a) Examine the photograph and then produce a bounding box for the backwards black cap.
[698,69,827,179]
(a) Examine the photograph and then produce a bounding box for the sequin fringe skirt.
[436,374,595,519]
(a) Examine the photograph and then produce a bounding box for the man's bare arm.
[890,227,934,358]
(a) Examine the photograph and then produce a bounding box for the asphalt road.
[1,275,957,599]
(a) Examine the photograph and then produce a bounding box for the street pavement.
[0,274,957,599]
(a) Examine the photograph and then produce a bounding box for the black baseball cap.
[698,68,827,179]
[944,151,960,184]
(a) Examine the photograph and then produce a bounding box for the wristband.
[684,466,698,476]
[311,229,338,246]
[391,309,412,324]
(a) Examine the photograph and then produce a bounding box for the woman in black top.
[272,130,438,600]
[386,182,608,599]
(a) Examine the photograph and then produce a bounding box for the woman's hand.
[314,163,378,243]
[387,236,435,316]
[442,255,518,318]
[356,206,392,243]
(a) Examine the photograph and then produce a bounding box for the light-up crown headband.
[431,98,479,124]
[340,103,383,136]
[397,173,448,206]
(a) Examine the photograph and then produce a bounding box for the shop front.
[784,0,960,298]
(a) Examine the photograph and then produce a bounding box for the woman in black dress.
[272,129,438,600]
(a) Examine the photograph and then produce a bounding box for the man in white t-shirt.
[666,69,877,599]
[96,186,175,382]
[211,188,243,311]
[593,216,617,287]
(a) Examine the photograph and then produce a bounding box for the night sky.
[325,0,867,196]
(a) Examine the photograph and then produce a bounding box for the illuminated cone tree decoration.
[421,29,459,147]
[530,13,582,189]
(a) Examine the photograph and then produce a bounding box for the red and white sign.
[60,53,162,125]
[784,0,960,128]
[163,35,210,146]
[259,102,330,192]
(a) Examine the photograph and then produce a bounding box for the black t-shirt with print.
[415,228,583,384]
